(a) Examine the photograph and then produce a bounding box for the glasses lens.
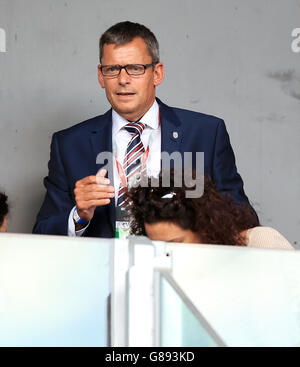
[102,65,120,76]
[126,64,145,75]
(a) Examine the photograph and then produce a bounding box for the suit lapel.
[89,109,115,234]
[89,109,112,171]
[157,98,182,163]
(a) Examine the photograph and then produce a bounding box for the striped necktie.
[117,121,146,206]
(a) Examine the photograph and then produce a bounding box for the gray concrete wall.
[0,0,299,247]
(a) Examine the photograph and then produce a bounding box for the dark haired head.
[125,173,259,246]
[0,192,8,228]
[99,21,160,63]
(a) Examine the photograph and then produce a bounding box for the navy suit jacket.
[33,98,255,238]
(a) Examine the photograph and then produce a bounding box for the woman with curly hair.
[126,172,293,249]
[0,192,9,232]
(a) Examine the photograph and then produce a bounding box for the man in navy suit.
[33,21,256,238]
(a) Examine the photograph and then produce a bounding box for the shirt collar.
[112,99,159,135]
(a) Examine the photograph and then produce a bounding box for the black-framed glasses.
[100,63,156,77]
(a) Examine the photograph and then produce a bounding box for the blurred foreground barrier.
[0,233,299,347]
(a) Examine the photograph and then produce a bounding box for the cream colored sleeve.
[246,226,294,250]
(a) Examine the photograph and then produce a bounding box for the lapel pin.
[173,131,179,139]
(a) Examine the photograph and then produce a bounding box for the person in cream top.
[126,172,294,250]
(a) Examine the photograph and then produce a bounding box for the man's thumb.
[97,168,107,178]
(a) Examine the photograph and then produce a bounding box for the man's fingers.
[76,174,110,187]
[76,175,98,187]
[74,184,114,197]
[77,198,111,208]
[96,176,111,185]
[76,190,114,201]
[86,184,114,193]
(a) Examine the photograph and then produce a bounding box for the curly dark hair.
[0,192,8,227]
[125,172,259,246]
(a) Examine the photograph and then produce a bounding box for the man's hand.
[74,169,114,229]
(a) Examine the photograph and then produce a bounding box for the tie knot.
[124,121,145,135]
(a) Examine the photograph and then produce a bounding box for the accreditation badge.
[115,206,130,239]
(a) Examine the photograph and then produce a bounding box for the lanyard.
[114,108,161,188]
[115,145,150,188]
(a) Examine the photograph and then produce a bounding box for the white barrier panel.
[0,233,299,347]
[0,233,112,347]
[166,243,300,347]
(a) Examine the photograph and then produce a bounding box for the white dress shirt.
[68,100,161,236]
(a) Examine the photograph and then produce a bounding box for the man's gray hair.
[99,21,160,64]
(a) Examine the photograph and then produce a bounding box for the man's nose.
[118,68,131,85]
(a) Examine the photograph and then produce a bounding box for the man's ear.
[97,65,105,88]
[153,62,165,87]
